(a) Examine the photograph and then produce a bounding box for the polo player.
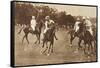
[41,16,58,40]
[30,16,37,32]
[78,17,86,33]
[43,16,55,34]
[84,17,93,36]
[74,17,81,35]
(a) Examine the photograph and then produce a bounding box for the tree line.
[14,2,96,28]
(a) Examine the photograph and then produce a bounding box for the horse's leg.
[42,39,45,48]
[84,43,87,55]
[94,40,96,54]
[54,34,58,40]
[51,39,54,53]
[36,34,40,44]
[42,42,48,54]
[70,35,75,46]
[47,42,52,56]
[22,35,26,44]
[89,42,94,55]
[86,42,91,55]
[78,39,82,50]
[51,43,54,53]
[92,37,96,54]
[34,34,38,44]
[35,33,41,44]
[25,33,29,44]
[38,33,41,44]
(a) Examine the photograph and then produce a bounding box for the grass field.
[14,25,97,66]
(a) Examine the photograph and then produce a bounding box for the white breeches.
[87,27,93,35]
[86,26,93,35]
[74,26,79,32]
[31,25,36,31]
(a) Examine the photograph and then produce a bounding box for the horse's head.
[45,23,56,36]
[50,23,56,29]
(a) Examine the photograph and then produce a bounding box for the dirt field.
[15,25,97,66]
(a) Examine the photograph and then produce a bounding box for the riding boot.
[74,32,77,37]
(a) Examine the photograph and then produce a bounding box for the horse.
[41,23,57,56]
[82,30,95,55]
[19,21,43,44]
[68,22,96,56]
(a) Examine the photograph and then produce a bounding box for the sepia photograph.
[11,1,97,67]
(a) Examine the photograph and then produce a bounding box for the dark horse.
[18,21,43,44]
[41,23,57,55]
[68,22,96,55]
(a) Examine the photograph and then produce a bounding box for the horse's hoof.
[90,53,94,56]
[74,49,78,53]
[78,47,82,50]
[24,48,27,51]
[56,38,58,40]
[69,44,72,47]
[87,56,91,59]
[87,52,90,55]
[47,54,50,56]
[40,51,43,55]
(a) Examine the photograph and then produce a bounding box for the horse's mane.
[44,24,56,41]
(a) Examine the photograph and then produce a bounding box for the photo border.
[10,1,98,67]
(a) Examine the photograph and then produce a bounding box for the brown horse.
[68,23,96,56]
[41,23,58,55]
[19,21,43,44]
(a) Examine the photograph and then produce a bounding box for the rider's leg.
[31,25,36,31]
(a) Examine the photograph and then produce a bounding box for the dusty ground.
[14,26,97,66]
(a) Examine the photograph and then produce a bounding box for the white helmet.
[67,12,71,15]
[32,16,35,19]
[45,16,50,20]
[82,16,86,19]
[86,16,90,19]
